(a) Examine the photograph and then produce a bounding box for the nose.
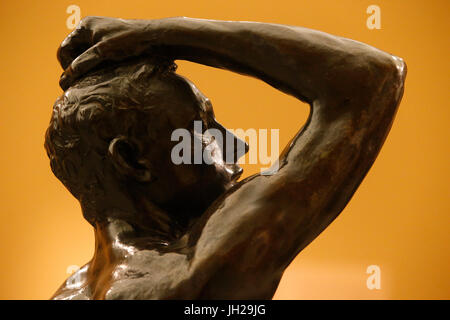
[233,135,249,162]
[214,121,249,164]
[230,164,243,181]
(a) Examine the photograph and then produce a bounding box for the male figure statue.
[46,17,406,299]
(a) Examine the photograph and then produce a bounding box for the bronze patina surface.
[45,17,406,299]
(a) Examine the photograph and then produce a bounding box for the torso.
[52,247,280,300]
[52,248,193,300]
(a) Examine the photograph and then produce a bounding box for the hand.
[58,16,156,90]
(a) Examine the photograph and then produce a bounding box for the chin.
[156,176,226,225]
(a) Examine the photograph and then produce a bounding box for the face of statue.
[112,72,248,215]
[46,60,248,223]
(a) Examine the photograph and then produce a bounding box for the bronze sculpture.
[45,17,406,299]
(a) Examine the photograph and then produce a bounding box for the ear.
[108,136,152,182]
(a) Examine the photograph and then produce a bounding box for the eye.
[204,99,215,118]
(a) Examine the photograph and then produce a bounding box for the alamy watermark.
[171,121,280,175]
[66,264,81,289]
[66,5,81,30]
[366,5,381,30]
[366,265,381,290]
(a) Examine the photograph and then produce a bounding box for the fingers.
[59,42,103,90]
[57,17,152,90]
[57,17,100,70]
[59,34,154,90]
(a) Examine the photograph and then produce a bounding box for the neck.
[86,211,189,298]
[84,198,180,267]
[89,211,179,261]
[83,218,137,299]
[81,189,184,237]
[87,201,186,261]
[91,218,133,268]
[80,191,187,298]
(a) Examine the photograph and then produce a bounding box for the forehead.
[169,73,210,112]
[146,73,212,129]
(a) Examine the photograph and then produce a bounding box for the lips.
[227,164,243,182]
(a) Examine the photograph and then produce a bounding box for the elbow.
[346,51,407,107]
[389,55,407,101]
[391,55,407,84]
[318,48,407,104]
[371,52,407,93]
[376,53,407,103]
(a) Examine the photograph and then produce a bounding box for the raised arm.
[59,16,403,103]
[57,17,406,298]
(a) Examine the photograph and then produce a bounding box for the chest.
[104,250,197,299]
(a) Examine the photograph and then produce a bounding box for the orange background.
[0,0,448,299]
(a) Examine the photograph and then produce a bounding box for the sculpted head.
[45,57,247,228]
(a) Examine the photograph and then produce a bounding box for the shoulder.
[104,249,198,299]
[51,263,91,300]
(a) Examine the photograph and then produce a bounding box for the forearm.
[60,17,403,109]
[150,17,401,104]
[174,17,407,274]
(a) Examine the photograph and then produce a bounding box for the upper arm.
[188,45,406,282]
